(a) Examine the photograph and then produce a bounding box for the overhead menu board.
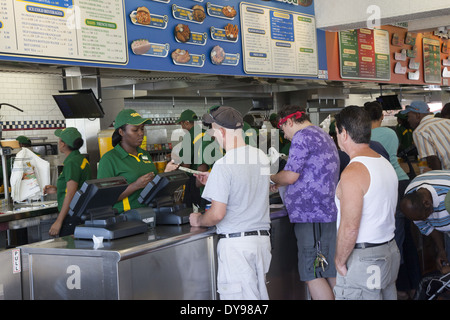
[240,2,318,77]
[0,0,326,79]
[423,37,441,84]
[338,29,390,81]
[0,0,128,64]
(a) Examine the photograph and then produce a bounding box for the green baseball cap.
[269,113,278,121]
[54,127,82,148]
[114,109,152,129]
[176,109,198,123]
[16,136,31,145]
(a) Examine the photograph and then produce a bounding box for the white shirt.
[336,156,398,244]
[201,145,271,235]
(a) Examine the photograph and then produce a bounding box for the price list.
[0,0,127,64]
[339,28,390,81]
[240,2,318,77]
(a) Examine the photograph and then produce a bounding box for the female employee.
[44,127,91,237]
[97,109,157,213]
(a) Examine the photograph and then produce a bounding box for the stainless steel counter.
[14,206,307,300]
[0,200,59,248]
[20,224,217,300]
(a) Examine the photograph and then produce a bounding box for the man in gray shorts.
[333,106,400,300]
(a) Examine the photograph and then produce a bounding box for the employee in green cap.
[97,109,157,214]
[43,127,91,237]
[16,135,32,147]
[269,113,290,155]
[170,109,216,207]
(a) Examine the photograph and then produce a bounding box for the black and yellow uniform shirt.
[97,144,157,213]
[56,150,91,212]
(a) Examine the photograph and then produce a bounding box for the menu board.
[423,38,441,84]
[0,0,326,80]
[0,0,128,64]
[339,29,390,81]
[240,2,318,76]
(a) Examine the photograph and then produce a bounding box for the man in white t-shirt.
[333,106,400,300]
[189,106,272,300]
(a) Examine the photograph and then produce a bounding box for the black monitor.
[376,95,402,110]
[69,177,128,220]
[53,89,105,119]
[69,177,151,240]
[139,171,189,206]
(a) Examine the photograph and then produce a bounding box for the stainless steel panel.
[118,235,216,299]
[0,249,22,299]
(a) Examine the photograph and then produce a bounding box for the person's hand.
[49,220,62,237]
[164,160,180,172]
[194,171,209,186]
[135,172,156,189]
[189,212,202,227]
[43,185,57,195]
[335,262,347,277]
[270,183,279,193]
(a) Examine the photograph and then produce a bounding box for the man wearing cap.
[401,101,450,170]
[400,170,450,272]
[189,106,272,300]
[44,127,91,236]
[97,109,157,214]
[170,109,218,207]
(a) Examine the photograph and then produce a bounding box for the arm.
[190,200,226,227]
[270,170,299,186]
[334,163,368,276]
[117,172,155,201]
[49,180,78,236]
[425,155,442,170]
[429,229,448,268]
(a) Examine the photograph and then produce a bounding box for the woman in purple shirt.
[270,105,340,300]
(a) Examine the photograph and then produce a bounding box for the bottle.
[418,157,428,174]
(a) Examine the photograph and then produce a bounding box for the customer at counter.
[333,106,400,300]
[364,101,421,298]
[43,128,91,237]
[400,170,450,270]
[269,105,340,300]
[401,101,450,170]
[189,106,272,300]
[97,109,157,214]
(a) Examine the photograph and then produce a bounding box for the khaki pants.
[334,239,400,300]
[216,235,272,300]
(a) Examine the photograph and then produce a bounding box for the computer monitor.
[53,89,105,119]
[70,177,151,240]
[69,177,128,220]
[376,95,402,110]
[138,171,189,206]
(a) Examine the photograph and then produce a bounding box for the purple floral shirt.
[284,126,339,223]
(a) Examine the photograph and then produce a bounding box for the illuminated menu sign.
[0,0,128,64]
[240,2,318,77]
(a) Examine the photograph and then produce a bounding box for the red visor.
[277,111,305,128]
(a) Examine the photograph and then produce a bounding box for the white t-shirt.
[335,156,398,244]
[201,145,271,235]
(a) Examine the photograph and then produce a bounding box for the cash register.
[69,177,152,240]
[138,170,191,225]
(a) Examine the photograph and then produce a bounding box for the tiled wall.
[0,70,64,143]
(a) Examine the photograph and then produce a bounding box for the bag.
[10,148,50,202]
